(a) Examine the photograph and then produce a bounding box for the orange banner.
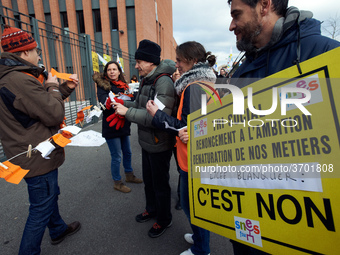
[51,68,72,81]
[0,161,29,184]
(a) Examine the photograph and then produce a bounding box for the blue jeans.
[19,169,67,255]
[180,169,210,255]
[106,136,133,181]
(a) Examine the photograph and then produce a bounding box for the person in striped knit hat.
[0,25,81,254]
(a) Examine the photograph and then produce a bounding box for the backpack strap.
[152,73,173,86]
[148,73,173,100]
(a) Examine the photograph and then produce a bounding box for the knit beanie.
[1,25,37,53]
[135,39,161,65]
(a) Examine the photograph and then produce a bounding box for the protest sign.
[188,48,340,254]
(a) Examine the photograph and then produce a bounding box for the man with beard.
[228,0,340,88]
[226,0,340,254]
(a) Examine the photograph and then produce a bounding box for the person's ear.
[260,0,270,16]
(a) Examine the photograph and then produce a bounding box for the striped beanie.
[1,25,37,53]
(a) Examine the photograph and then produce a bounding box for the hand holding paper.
[47,72,58,83]
[106,92,124,110]
[51,68,72,81]
[113,102,128,116]
[146,100,159,117]
[50,68,78,89]
[109,91,124,104]
[66,74,79,89]
[154,93,165,111]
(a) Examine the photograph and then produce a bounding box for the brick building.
[0,0,178,160]
[0,0,177,62]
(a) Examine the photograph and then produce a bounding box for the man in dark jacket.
[228,0,340,87]
[0,25,80,254]
[113,39,176,238]
[227,0,340,254]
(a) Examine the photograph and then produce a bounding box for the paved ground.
[0,121,233,255]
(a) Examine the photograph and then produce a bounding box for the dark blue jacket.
[150,63,216,135]
[152,84,202,134]
[231,13,340,88]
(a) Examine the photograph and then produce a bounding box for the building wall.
[117,0,128,54]
[82,0,95,39]
[155,0,177,60]
[0,0,176,61]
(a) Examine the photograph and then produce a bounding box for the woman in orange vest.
[146,41,216,255]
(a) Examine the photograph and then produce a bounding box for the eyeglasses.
[35,48,42,56]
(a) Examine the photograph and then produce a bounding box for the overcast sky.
[172,0,340,68]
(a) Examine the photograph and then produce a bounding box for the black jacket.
[93,73,131,139]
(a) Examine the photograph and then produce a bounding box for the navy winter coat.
[231,11,340,88]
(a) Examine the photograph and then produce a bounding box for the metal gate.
[0,6,136,160]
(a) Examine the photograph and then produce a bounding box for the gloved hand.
[106,113,125,130]
[105,97,124,110]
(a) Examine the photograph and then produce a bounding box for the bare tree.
[322,13,340,40]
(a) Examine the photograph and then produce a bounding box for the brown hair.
[103,61,126,83]
[176,41,216,67]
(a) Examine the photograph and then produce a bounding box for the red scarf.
[105,77,128,90]
[106,78,134,98]
[112,80,129,90]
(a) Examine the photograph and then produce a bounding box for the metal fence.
[0,6,136,160]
